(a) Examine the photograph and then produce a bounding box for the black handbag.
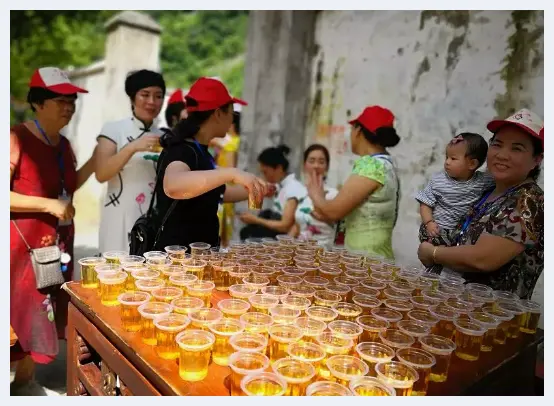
[129,141,198,255]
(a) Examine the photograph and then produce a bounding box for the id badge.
[58,190,73,227]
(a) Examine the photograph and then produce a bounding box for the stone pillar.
[238,11,318,176]
[102,11,162,122]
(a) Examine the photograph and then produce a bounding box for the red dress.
[10,124,77,364]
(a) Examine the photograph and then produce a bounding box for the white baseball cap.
[487,108,544,146]
[29,67,88,94]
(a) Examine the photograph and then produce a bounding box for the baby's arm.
[415,175,440,236]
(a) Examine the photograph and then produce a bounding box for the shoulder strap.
[11,220,31,251]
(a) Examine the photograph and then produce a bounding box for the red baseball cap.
[487,108,544,147]
[349,105,395,133]
[185,77,247,112]
[167,89,185,105]
[29,67,88,94]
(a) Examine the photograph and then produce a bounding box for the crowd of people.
[10,66,544,393]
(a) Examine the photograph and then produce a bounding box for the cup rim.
[229,351,270,373]
[117,291,151,305]
[356,341,395,361]
[396,347,436,369]
[153,313,190,331]
[230,332,268,353]
[349,376,396,396]
[418,334,456,354]
[240,372,287,396]
[375,361,419,388]
[306,380,352,396]
[287,341,326,362]
[137,301,173,318]
[175,329,215,351]
[272,357,316,384]
[326,355,369,381]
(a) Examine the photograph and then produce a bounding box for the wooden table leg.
[66,303,79,396]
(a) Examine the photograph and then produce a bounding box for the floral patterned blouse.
[454,182,544,299]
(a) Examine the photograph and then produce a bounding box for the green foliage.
[10,10,249,123]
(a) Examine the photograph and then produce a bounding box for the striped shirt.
[414,170,496,230]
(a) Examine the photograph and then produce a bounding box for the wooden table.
[63,282,543,396]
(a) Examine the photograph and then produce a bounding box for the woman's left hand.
[306,171,325,200]
[418,241,437,267]
[239,212,259,225]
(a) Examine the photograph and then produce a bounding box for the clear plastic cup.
[248,294,279,315]
[294,317,327,343]
[183,259,207,281]
[270,304,301,325]
[160,265,185,281]
[497,301,525,339]
[453,319,486,361]
[261,285,289,301]
[217,298,251,319]
[164,245,187,258]
[153,313,190,360]
[97,271,127,306]
[296,264,319,278]
[356,315,389,343]
[325,284,351,302]
[519,299,542,334]
[419,334,456,383]
[151,286,183,303]
[94,264,123,293]
[313,290,342,308]
[316,332,354,380]
[282,267,307,278]
[208,318,244,366]
[482,306,514,345]
[229,351,270,396]
[176,329,215,382]
[187,281,215,308]
[465,282,493,294]
[306,381,352,396]
[407,311,439,330]
[240,372,287,396]
[268,324,303,363]
[118,291,151,332]
[389,280,415,295]
[288,285,316,299]
[334,276,361,287]
[410,279,434,296]
[429,304,459,339]
[356,342,395,376]
[319,266,343,282]
[132,269,161,282]
[379,329,415,350]
[371,308,403,328]
[229,284,258,300]
[119,255,145,266]
[351,296,381,315]
[328,320,363,345]
[493,290,519,304]
[349,376,396,396]
[282,295,311,314]
[143,251,168,264]
[168,273,198,292]
[272,357,316,396]
[362,279,387,292]
[396,347,436,395]
[137,301,173,345]
[383,298,414,317]
[79,257,107,289]
[188,307,223,330]
[468,311,500,351]
[240,311,274,338]
[419,273,441,291]
[102,250,128,264]
[375,361,419,396]
[422,289,448,303]
[305,305,339,322]
[171,297,204,315]
[287,341,326,366]
[230,331,268,354]
[397,320,431,344]
[242,275,270,290]
[327,355,369,386]
[189,242,211,258]
[352,286,380,298]
[332,302,363,322]
[135,278,165,293]
[252,267,278,285]
[457,291,487,309]
[410,296,440,311]
[277,275,303,289]
[445,298,475,318]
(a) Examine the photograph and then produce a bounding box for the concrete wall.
[303,10,544,265]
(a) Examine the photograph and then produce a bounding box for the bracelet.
[432,247,439,264]
[424,219,435,226]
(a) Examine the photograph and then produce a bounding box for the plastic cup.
[419,273,441,290]
[270,304,301,325]
[164,245,187,258]
[287,341,326,368]
[242,275,270,290]
[94,263,123,294]
[395,347,436,396]
[410,279,434,296]
[187,281,214,308]
[306,381,352,396]
[132,269,161,283]
[272,357,316,396]
[249,294,279,314]
[118,291,151,332]
[313,290,342,308]
[168,273,198,292]
[171,297,204,315]
[493,290,519,305]
[379,329,415,350]
[183,259,207,281]
[277,275,303,289]
[316,332,354,380]
[519,299,542,334]
[356,315,389,343]
[176,329,215,382]
[422,289,448,303]
[438,284,464,299]
[119,255,145,266]
[102,250,128,264]
[261,285,289,302]
[288,285,316,299]
[457,292,487,310]
[497,301,525,339]
[240,312,274,338]
[151,286,183,303]
[319,266,343,282]
[189,242,211,258]
[146,258,171,274]
[122,265,148,291]
[468,311,500,351]
[160,265,185,281]
[97,271,127,306]
[294,317,327,343]
[419,334,456,383]
[375,361,419,396]
[352,286,380,298]
[407,310,439,329]
[305,305,338,322]
[268,324,303,363]
[410,296,440,311]
[143,251,168,264]
[79,257,107,288]
[217,298,250,319]
[389,280,415,295]
[429,304,459,339]
[137,301,172,345]
[355,342,395,376]
[334,276,361,287]
[453,319,486,361]
[240,372,287,396]
[325,284,351,303]
[230,331,268,354]
[135,278,165,295]
[282,296,311,314]
[229,351,270,396]
[326,355,369,386]
[229,284,258,300]
[332,302,363,322]
[445,298,475,318]
[208,318,244,366]
[482,306,514,345]
[153,313,190,360]
[362,279,387,292]
[296,264,319,278]
[188,307,223,330]
[371,308,403,328]
[328,320,363,345]
[252,266,278,285]
[383,298,414,317]
[351,296,381,315]
[228,267,251,286]
[397,320,431,345]
[349,376,396,396]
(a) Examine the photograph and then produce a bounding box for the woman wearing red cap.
[307,106,400,259]
[154,77,269,248]
[94,69,167,254]
[10,67,96,393]
[418,109,544,298]
[165,88,187,128]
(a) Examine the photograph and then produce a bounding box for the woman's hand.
[130,134,161,153]
[418,241,438,267]
[231,169,269,200]
[306,170,325,200]
[239,211,259,225]
[45,198,75,221]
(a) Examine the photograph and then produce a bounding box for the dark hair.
[159,97,232,148]
[232,111,241,135]
[165,101,186,128]
[450,132,489,168]
[258,145,291,172]
[490,132,543,180]
[355,122,400,148]
[26,87,76,112]
[124,69,166,102]
[304,144,330,166]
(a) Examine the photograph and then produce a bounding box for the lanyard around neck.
[192,139,216,169]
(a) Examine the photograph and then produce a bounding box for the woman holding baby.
[418,109,544,299]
